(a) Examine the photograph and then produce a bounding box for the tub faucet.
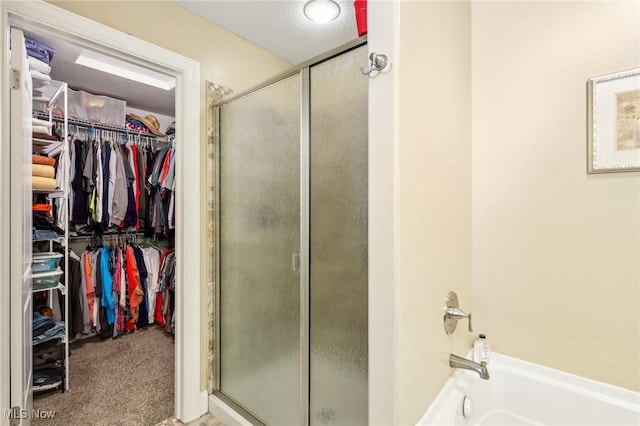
[449,353,490,380]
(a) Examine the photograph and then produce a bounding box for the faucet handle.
[445,307,473,332]
[443,291,473,334]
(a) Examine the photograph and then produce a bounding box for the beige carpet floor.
[33,326,175,426]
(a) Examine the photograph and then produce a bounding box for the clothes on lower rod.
[68,244,174,339]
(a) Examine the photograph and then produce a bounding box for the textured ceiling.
[22,1,358,117]
[24,31,176,117]
[173,0,359,64]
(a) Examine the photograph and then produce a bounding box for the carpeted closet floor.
[33,326,175,426]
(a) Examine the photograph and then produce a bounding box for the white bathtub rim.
[490,352,640,411]
[418,351,639,425]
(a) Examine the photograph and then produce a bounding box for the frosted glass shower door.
[309,45,369,425]
[218,74,301,424]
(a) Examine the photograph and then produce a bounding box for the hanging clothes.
[69,240,165,340]
[67,126,172,236]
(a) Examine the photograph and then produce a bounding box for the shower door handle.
[292,253,300,272]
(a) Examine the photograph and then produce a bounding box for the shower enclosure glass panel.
[218,75,301,424]
[309,45,369,425]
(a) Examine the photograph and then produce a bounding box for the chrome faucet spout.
[449,353,490,380]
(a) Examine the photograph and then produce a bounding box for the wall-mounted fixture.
[303,0,341,24]
[361,52,388,76]
[444,291,473,334]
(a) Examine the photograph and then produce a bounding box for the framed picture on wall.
[588,68,640,173]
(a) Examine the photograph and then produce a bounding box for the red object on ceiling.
[354,0,367,36]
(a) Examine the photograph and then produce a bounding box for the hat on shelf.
[129,113,166,137]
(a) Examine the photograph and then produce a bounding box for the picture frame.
[587,68,640,173]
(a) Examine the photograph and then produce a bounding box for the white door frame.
[0,1,207,423]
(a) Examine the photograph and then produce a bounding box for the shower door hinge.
[292,253,300,272]
[11,69,20,90]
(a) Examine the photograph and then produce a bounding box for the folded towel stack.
[25,37,55,105]
[32,154,57,190]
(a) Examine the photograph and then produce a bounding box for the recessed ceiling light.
[75,49,175,91]
[304,0,341,24]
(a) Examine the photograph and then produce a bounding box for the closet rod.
[69,230,146,240]
[33,110,161,138]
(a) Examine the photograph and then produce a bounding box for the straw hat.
[130,113,166,137]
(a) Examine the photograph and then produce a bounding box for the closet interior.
[18,26,178,424]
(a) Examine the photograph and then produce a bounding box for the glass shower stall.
[211,41,368,425]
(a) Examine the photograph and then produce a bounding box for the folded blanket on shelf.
[32,176,57,190]
[32,164,55,179]
[33,132,58,141]
[32,204,53,212]
[32,125,51,135]
[25,37,55,65]
[30,69,51,82]
[28,56,51,74]
[32,154,56,167]
[32,118,53,128]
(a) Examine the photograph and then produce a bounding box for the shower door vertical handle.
[292,253,300,272]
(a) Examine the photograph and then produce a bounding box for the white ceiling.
[22,1,357,119]
[173,0,359,64]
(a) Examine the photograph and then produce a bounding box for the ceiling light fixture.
[75,49,176,91]
[304,0,341,24]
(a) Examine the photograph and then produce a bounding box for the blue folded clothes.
[33,312,55,337]
[33,368,62,386]
[33,319,64,345]
[24,37,55,65]
[34,229,63,240]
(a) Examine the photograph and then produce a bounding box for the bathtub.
[418,352,640,425]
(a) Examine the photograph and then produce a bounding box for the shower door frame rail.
[211,36,367,426]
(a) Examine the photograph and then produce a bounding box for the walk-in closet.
[10,26,178,426]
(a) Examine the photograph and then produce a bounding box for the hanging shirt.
[83,142,96,225]
[125,246,144,330]
[122,146,138,228]
[79,252,91,332]
[107,142,117,225]
[90,250,100,332]
[130,144,141,229]
[142,247,160,324]
[84,252,95,327]
[137,148,148,229]
[100,140,111,229]
[110,145,128,227]
[72,139,89,225]
[68,138,76,223]
[95,141,103,224]
[132,245,149,328]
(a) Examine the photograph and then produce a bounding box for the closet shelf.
[33,236,65,244]
[33,110,162,138]
[33,282,65,294]
[31,268,63,279]
[33,189,65,198]
[33,380,63,393]
[69,229,145,239]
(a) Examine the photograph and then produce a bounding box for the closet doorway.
[0,2,205,425]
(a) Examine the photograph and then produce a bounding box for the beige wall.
[395,1,472,424]
[472,1,640,391]
[48,0,291,391]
